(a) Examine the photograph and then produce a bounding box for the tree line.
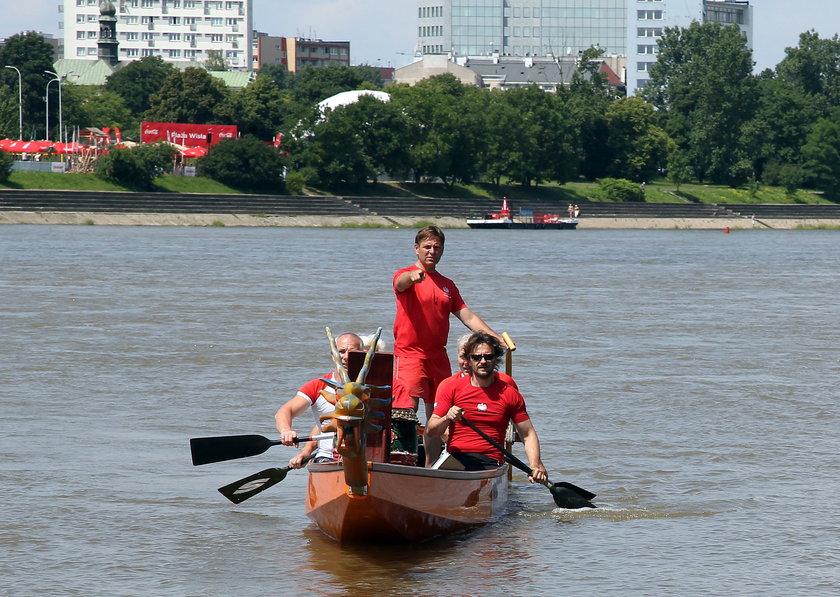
[2,24,840,197]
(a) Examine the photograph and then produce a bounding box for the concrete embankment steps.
[1,189,838,220]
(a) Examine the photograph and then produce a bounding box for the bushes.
[96,142,173,189]
[0,150,13,183]
[595,177,645,202]
[197,136,284,191]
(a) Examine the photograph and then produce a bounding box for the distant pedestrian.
[573,204,580,218]
[640,182,646,193]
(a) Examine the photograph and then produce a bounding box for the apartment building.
[62,0,253,70]
[416,0,752,95]
[252,34,351,72]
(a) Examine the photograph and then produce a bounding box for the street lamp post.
[45,71,63,145]
[45,76,58,141]
[3,65,22,140]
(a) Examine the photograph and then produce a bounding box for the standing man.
[275,333,364,468]
[425,332,547,483]
[392,225,500,419]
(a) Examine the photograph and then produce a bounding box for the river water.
[1,226,838,596]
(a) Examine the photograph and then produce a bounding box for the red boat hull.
[305,461,509,543]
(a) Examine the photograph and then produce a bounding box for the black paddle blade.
[218,467,290,504]
[190,434,277,466]
[555,481,596,501]
[549,483,597,509]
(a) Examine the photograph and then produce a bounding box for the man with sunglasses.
[392,225,500,421]
[425,332,547,482]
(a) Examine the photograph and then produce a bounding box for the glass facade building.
[418,0,753,94]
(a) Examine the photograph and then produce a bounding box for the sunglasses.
[469,353,496,362]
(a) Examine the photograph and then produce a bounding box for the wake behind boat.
[467,197,578,229]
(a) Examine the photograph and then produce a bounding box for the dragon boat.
[304,327,510,543]
[191,328,595,544]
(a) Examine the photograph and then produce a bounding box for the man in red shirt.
[426,332,547,483]
[275,333,364,467]
[392,225,500,420]
[423,333,517,466]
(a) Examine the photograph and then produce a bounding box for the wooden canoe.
[305,460,509,543]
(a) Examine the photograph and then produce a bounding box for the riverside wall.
[1,189,839,229]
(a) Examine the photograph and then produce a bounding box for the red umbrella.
[180,146,208,158]
[5,140,52,153]
[50,141,85,154]
[0,138,13,151]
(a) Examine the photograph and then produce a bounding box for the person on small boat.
[392,225,501,420]
[423,334,518,466]
[275,333,364,468]
[392,225,502,463]
[425,332,548,483]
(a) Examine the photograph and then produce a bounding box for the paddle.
[190,432,333,466]
[460,417,596,509]
[218,454,317,504]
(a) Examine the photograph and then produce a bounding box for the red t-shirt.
[433,374,529,461]
[392,265,466,359]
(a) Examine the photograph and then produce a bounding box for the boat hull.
[466,219,578,229]
[305,461,509,543]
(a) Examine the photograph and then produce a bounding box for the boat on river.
[194,328,594,543]
[467,197,578,229]
[303,332,510,543]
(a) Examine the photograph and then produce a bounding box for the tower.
[97,0,119,66]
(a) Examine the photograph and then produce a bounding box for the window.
[169,49,182,58]
[77,47,87,56]
[169,33,181,41]
[76,15,85,23]
[126,32,138,40]
[87,14,98,22]
[637,10,663,20]
[210,18,223,26]
[637,44,658,55]
[76,31,86,39]
[88,31,97,38]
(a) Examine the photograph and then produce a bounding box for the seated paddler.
[275,332,364,468]
[425,332,548,484]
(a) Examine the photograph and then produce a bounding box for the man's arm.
[275,395,313,445]
[454,306,501,339]
[289,424,320,468]
[514,418,548,484]
[394,268,426,292]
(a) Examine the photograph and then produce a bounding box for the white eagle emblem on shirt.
[477,403,488,411]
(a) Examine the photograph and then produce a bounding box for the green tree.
[604,97,672,181]
[104,56,175,116]
[0,32,57,139]
[0,149,13,183]
[145,67,229,124]
[217,75,290,140]
[740,77,820,180]
[204,50,229,72]
[667,148,693,191]
[481,85,577,186]
[291,65,383,105]
[775,30,840,110]
[390,75,486,186]
[643,22,757,185]
[62,86,135,133]
[96,142,173,189]
[801,114,840,198]
[0,84,19,138]
[198,135,284,191]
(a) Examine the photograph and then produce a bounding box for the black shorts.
[450,452,503,471]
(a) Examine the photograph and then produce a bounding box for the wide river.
[1,226,837,596]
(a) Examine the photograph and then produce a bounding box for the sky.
[1,0,838,72]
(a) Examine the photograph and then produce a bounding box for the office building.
[252,34,350,72]
[626,0,752,93]
[416,1,752,94]
[62,0,253,70]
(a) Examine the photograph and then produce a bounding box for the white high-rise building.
[62,0,253,70]
[626,0,752,94]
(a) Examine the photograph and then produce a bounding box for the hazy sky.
[1,0,838,72]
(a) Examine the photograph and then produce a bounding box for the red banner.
[140,122,237,148]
